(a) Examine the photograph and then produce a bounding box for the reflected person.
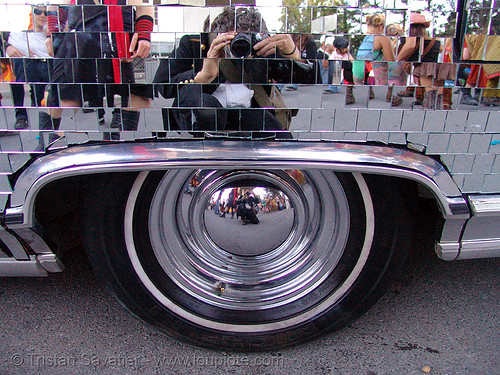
[154,7,316,132]
[5,6,51,129]
[236,191,259,225]
[40,0,153,147]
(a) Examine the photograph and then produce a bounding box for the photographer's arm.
[259,35,315,84]
[194,32,234,83]
[155,33,234,97]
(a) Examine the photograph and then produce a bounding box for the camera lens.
[230,33,252,58]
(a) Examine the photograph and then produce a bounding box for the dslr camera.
[230,33,269,58]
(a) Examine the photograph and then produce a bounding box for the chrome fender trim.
[5,140,468,231]
[458,195,500,260]
[0,227,65,276]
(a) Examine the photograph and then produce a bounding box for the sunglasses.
[33,8,47,16]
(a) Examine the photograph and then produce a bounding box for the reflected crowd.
[200,184,292,226]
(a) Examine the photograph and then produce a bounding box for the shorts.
[412,62,436,78]
[436,63,457,81]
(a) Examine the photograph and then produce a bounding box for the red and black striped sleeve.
[47,6,68,33]
[135,15,153,42]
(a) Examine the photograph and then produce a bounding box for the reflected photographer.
[154,7,316,133]
[236,191,259,225]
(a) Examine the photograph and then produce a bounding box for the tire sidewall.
[82,172,412,351]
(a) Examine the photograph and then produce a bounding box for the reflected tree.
[428,0,458,37]
[465,0,497,34]
[280,0,344,33]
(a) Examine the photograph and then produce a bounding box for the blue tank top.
[356,35,382,61]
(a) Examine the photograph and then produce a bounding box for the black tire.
[81,170,414,351]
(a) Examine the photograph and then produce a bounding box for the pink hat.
[410,13,430,27]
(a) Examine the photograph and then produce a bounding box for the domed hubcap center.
[204,184,295,256]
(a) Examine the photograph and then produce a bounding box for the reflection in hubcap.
[204,183,295,257]
[147,169,351,310]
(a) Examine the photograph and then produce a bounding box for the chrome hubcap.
[147,169,351,310]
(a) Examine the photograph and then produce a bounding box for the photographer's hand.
[195,32,235,83]
[254,34,300,60]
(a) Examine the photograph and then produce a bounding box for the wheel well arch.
[6,141,469,228]
[32,171,437,258]
[32,173,137,256]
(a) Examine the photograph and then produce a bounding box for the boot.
[109,109,140,131]
[415,87,425,105]
[460,92,479,105]
[443,88,452,110]
[424,90,437,110]
[369,87,375,99]
[345,86,355,105]
[14,117,29,130]
[386,87,403,106]
[98,108,105,124]
[121,110,140,131]
[398,87,415,97]
[436,94,444,110]
[39,111,61,131]
[110,108,122,128]
[386,86,394,101]
[14,108,29,129]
